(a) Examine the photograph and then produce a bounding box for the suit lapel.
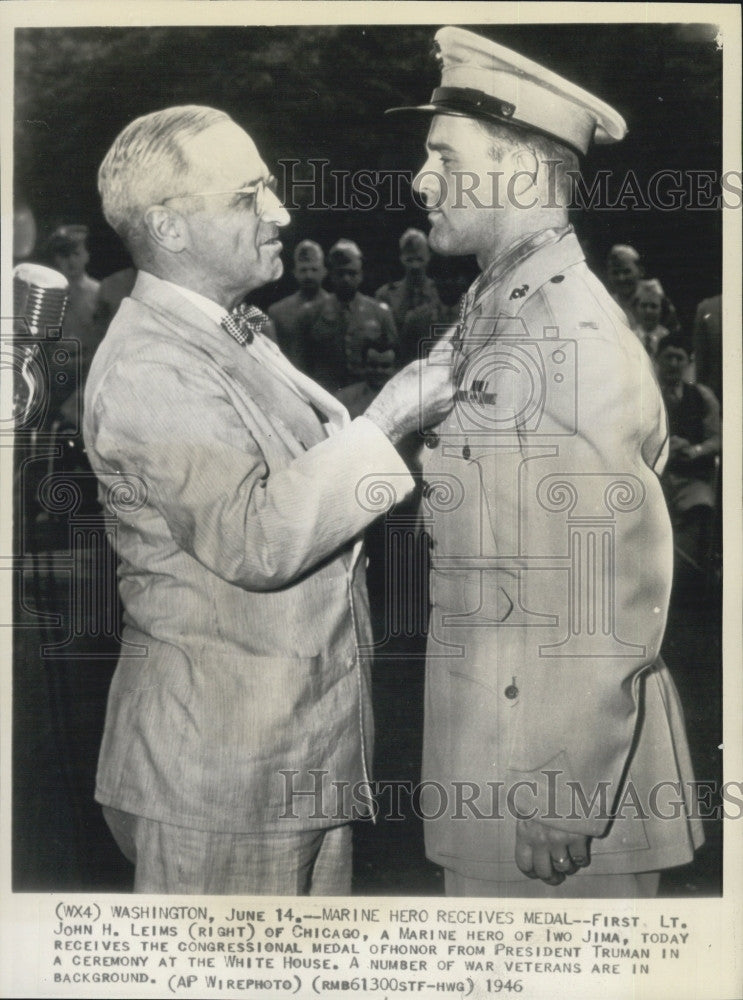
[131,272,334,451]
[129,272,367,575]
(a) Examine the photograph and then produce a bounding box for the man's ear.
[143,205,188,253]
[507,147,539,200]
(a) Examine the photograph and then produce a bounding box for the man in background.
[335,333,398,420]
[692,292,722,408]
[400,254,477,365]
[375,227,440,334]
[605,243,642,327]
[632,277,670,358]
[298,239,397,391]
[44,224,101,414]
[92,262,137,342]
[267,239,328,364]
[657,332,721,581]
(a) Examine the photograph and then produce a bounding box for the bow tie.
[221,303,272,346]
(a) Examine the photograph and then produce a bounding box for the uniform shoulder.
[510,264,654,390]
[373,296,392,314]
[693,381,720,409]
[375,280,400,299]
[299,294,335,323]
[525,262,632,340]
[267,291,298,317]
[406,300,435,321]
[357,291,390,313]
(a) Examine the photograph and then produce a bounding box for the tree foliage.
[15,22,723,324]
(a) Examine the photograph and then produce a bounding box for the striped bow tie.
[221,303,271,346]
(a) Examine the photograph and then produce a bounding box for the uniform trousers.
[103,806,352,895]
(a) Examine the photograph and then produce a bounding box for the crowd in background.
[15,212,723,603]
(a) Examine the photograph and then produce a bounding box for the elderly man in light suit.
[390,27,703,897]
[84,105,453,895]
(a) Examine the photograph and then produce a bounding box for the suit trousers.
[103,806,352,895]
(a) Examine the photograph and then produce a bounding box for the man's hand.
[364,331,456,444]
[515,818,590,886]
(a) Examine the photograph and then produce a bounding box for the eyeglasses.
[161,175,280,215]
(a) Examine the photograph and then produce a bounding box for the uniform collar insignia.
[474,225,574,304]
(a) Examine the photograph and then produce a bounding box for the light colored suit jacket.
[83,272,412,833]
[421,229,703,879]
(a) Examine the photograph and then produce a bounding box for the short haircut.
[98,105,231,255]
[608,244,641,264]
[45,225,88,260]
[633,278,665,303]
[474,119,579,205]
[656,331,691,357]
[399,228,428,253]
[328,239,363,267]
[294,240,324,265]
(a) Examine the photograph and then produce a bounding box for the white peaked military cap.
[387,26,627,155]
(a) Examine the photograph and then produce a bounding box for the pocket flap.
[431,570,513,622]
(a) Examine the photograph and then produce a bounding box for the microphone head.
[13,262,69,338]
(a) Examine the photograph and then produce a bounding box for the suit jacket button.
[504,682,519,700]
[462,444,471,459]
[424,431,439,448]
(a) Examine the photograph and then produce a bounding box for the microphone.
[10,262,69,426]
[14,261,69,337]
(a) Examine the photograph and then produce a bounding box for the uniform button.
[424,431,439,448]
[462,444,471,459]
[550,274,565,283]
[504,679,519,700]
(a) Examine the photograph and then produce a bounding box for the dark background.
[15,21,723,329]
[12,21,723,895]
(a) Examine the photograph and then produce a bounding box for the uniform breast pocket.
[438,443,524,561]
[423,446,498,559]
[430,569,513,624]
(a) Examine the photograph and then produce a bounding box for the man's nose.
[413,165,445,209]
[261,186,291,227]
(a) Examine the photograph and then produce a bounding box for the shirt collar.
[143,272,228,327]
[474,225,573,297]
[464,225,583,318]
